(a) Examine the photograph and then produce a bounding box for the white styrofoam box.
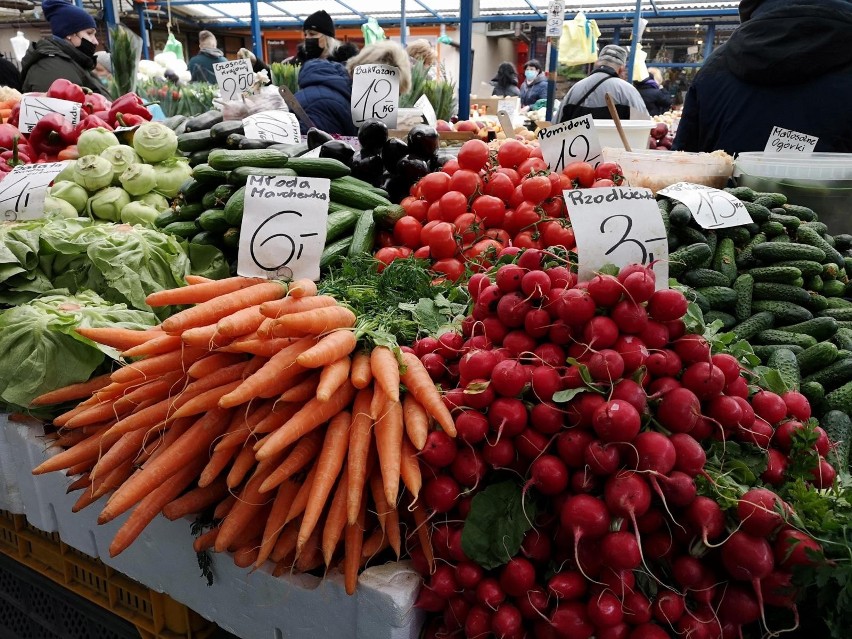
[0,413,26,514]
[3,417,424,639]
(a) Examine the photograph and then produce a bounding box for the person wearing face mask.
[293,10,357,136]
[20,0,110,96]
[519,60,548,110]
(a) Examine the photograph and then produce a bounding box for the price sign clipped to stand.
[18,96,81,134]
[351,64,399,129]
[0,161,69,221]
[764,126,818,155]
[658,182,754,229]
[414,94,437,127]
[214,59,255,102]
[243,110,301,144]
[237,174,330,282]
[546,0,566,37]
[565,186,669,288]
[537,115,603,172]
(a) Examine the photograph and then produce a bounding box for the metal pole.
[545,39,558,122]
[250,0,263,59]
[102,0,117,47]
[626,0,642,83]
[612,26,621,45]
[703,23,716,61]
[400,0,407,47]
[137,3,149,59]
[458,0,473,120]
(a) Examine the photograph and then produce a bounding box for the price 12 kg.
[352,79,394,122]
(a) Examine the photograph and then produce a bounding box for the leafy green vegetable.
[461,481,536,570]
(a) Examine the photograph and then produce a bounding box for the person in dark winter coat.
[519,59,548,108]
[0,56,21,91]
[294,59,356,136]
[20,0,109,96]
[188,31,227,83]
[491,62,520,97]
[635,68,671,116]
[674,0,852,155]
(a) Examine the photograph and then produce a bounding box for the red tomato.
[521,175,552,205]
[393,216,424,249]
[464,239,504,268]
[547,172,565,198]
[506,201,540,235]
[454,212,483,245]
[592,178,616,187]
[432,257,465,282]
[426,201,443,222]
[496,167,521,186]
[518,157,548,175]
[414,245,431,259]
[509,184,525,208]
[439,190,468,222]
[403,198,429,222]
[442,158,460,175]
[428,222,458,260]
[540,220,576,249]
[449,169,482,198]
[594,162,625,185]
[376,230,395,248]
[375,246,411,271]
[457,139,491,172]
[497,139,530,169]
[418,172,452,202]
[563,161,596,188]
[420,220,442,245]
[529,146,544,159]
[483,228,511,245]
[540,198,565,219]
[471,194,506,228]
[483,171,514,202]
[513,230,543,249]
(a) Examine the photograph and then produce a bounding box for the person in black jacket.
[0,56,20,91]
[635,68,671,116]
[491,62,520,97]
[673,0,852,155]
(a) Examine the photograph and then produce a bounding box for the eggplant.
[382,138,409,173]
[382,175,414,204]
[406,124,440,160]
[350,153,385,187]
[431,153,454,171]
[357,120,389,153]
[307,127,334,150]
[319,140,356,166]
[397,156,430,183]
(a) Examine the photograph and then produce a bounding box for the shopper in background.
[0,55,21,91]
[94,51,112,85]
[519,59,547,110]
[237,47,270,76]
[674,0,852,154]
[491,62,520,97]
[346,40,412,95]
[406,39,437,78]
[293,10,357,136]
[553,45,648,122]
[635,67,671,116]
[188,31,227,83]
[20,0,110,96]
[331,42,360,65]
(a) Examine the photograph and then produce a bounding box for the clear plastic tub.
[601,148,734,193]
[594,120,653,152]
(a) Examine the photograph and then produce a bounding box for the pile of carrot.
[30,275,452,593]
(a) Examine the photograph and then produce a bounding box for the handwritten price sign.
[658,182,754,230]
[538,115,603,172]
[237,174,330,281]
[18,96,81,134]
[0,161,69,221]
[763,126,818,155]
[243,110,301,144]
[214,59,255,102]
[351,64,399,129]
[565,186,669,288]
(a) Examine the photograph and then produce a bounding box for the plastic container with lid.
[733,152,852,234]
[593,120,654,152]
[601,147,734,193]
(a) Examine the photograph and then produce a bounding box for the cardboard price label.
[351,64,399,129]
[0,161,70,221]
[658,182,754,230]
[237,174,330,281]
[537,115,603,172]
[764,126,818,155]
[243,110,301,144]
[565,186,668,288]
[414,94,437,127]
[18,96,81,134]
[214,59,255,102]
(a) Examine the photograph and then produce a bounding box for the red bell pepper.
[83,92,111,115]
[6,103,19,128]
[29,113,75,157]
[0,138,30,171]
[75,115,114,137]
[114,112,147,127]
[0,123,20,151]
[46,78,86,104]
[108,94,151,127]
[90,110,110,122]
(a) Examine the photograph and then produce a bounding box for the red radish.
[587,274,623,307]
[497,293,533,328]
[421,430,458,467]
[457,561,485,589]
[685,496,726,545]
[415,587,446,611]
[597,623,631,639]
[521,529,553,564]
[415,337,442,357]
[611,300,649,334]
[587,591,624,627]
[670,434,707,478]
[503,330,538,358]
[592,399,641,443]
[708,395,744,429]
[584,440,622,475]
[732,395,755,428]
[465,605,492,637]
[421,353,447,381]
[651,591,685,625]
[534,343,566,367]
[463,381,495,410]
[429,564,458,598]
[613,335,649,373]
[477,284,502,311]
[721,531,774,629]
[676,615,713,639]
[622,270,656,303]
[751,390,787,424]
[468,273,491,300]
[810,456,837,489]
[636,508,665,534]
[451,448,486,487]
[600,531,641,570]
[492,603,523,638]
[761,570,797,608]
[569,392,607,428]
[455,410,489,444]
[665,318,686,340]
[647,376,681,397]
[582,316,620,348]
[459,349,499,381]
[525,308,552,339]
[775,529,822,567]
[681,362,726,400]
[611,379,648,414]
[630,431,676,474]
[599,567,635,596]
[673,334,711,364]
[557,430,594,468]
[645,350,682,378]
[571,470,599,494]
[773,419,804,452]
[587,349,626,382]
[550,602,594,639]
[443,597,470,630]
[711,353,741,383]
[531,366,562,401]
[499,557,536,598]
[658,471,697,507]
[482,317,509,345]
[782,390,811,420]
[424,475,460,513]
[726,376,749,398]
[526,455,569,495]
[489,397,529,438]
[813,426,830,456]
[604,472,652,520]
[647,288,688,321]
[737,488,786,537]
[516,428,549,459]
[548,571,587,600]
[547,266,575,289]
[638,321,669,350]
[530,401,565,435]
[517,587,549,620]
[522,270,552,298]
[496,264,526,292]
[761,448,788,485]
[476,577,506,609]
[621,592,653,625]
[483,438,516,468]
[717,583,761,626]
[627,623,669,639]
[517,248,544,270]
[643,530,675,561]
[491,359,531,397]
[617,263,652,283]
[738,419,773,449]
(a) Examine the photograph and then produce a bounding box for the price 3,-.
[600,214,667,265]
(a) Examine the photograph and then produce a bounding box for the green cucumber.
[177,130,215,153]
[822,279,847,298]
[796,225,844,267]
[754,330,818,349]
[330,180,393,210]
[373,204,407,229]
[774,260,824,278]
[752,282,812,306]
[736,232,767,269]
[751,300,813,324]
[822,410,852,470]
[209,120,245,142]
[696,286,737,311]
[796,342,839,376]
[683,269,731,288]
[190,230,217,245]
[748,266,802,283]
[208,148,290,171]
[162,220,200,239]
[733,274,753,322]
[227,166,298,186]
[833,328,852,351]
[223,187,245,226]
[752,344,803,360]
[284,157,351,179]
[192,163,230,183]
[782,203,818,222]
[703,310,737,330]
[819,308,852,321]
[183,109,223,132]
[768,348,800,391]
[767,211,801,231]
[197,208,229,233]
[754,192,787,208]
[782,316,839,341]
[321,236,353,268]
[726,186,756,202]
[222,227,240,250]
[712,237,737,286]
[741,201,771,223]
[753,242,826,263]
[326,210,361,243]
[732,311,775,340]
[348,209,376,258]
[801,381,825,406]
[668,202,692,226]
[810,359,852,394]
[669,243,712,278]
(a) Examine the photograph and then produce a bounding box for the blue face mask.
[525,69,537,81]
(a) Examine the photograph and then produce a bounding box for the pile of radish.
[407,249,830,639]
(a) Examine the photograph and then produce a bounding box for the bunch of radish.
[407,249,829,639]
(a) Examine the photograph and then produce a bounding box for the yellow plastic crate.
[0,510,218,639]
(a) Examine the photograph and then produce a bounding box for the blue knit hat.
[43,0,96,38]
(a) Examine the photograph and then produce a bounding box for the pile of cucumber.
[661,187,852,418]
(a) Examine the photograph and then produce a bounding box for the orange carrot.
[400,352,456,436]
[144,417,195,465]
[90,427,150,480]
[278,373,320,403]
[259,429,323,493]
[162,479,229,521]
[30,374,111,406]
[400,438,422,502]
[402,395,429,451]
[187,353,247,378]
[386,506,402,560]
[260,295,336,319]
[233,545,260,569]
[347,388,374,525]
[66,473,91,493]
[65,458,96,476]
[361,528,389,561]
[296,411,350,554]
[98,408,232,524]
[370,346,400,403]
[180,324,232,349]
[255,382,356,461]
[110,347,206,384]
[213,494,236,520]
[213,400,276,451]
[92,458,135,499]
[287,279,317,298]
[321,468,349,566]
[185,275,213,285]
[251,403,300,435]
[370,469,390,534]
[215,467,274,552]
[161,281,286,335]
[226,446,258,489]
[193,527,220,552]
[32,428,122,475]
[316,357,352,402]
[411,501,434,573]
[369,383,386,421]
[296,330,357,369]
[350,351,373,390]
[121,334,183,358]
[270,306,356,337]
[170,379,243,419]
[284,465,317,524]
[270,521,299,563]
[198,446,239,488]
[75,326,160,351]
[228,336,302,357]
[216,305,267,338]
[72,481,105,513]
[344,496,366,595]
[256,480,300,567]
[295,528,323,573]
[146,276,264,307]
[375,398,403,507]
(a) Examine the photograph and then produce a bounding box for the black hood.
[21,36,95,78]
[725,0,852,85]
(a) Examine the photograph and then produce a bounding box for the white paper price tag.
[497,98,517,119]
[214,59,255,102]
[537,115,603,172]
[351,64,399,129]
[18,96,81,134]
[0,161,70,221]
[565,186,668,288]
[658,182,754,229]
[546,0,566,37]
[237,174,329,281]
[763,126,818,155]
[243,110,301,144]
[414,94,437,127]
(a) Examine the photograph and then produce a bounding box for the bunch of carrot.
[30,275,453,593]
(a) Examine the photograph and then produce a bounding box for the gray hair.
[323,35,340,58]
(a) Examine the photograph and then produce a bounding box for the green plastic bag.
[164,33,184,60]
[361,17,386,44]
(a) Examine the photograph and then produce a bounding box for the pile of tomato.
[374,138,625,281]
